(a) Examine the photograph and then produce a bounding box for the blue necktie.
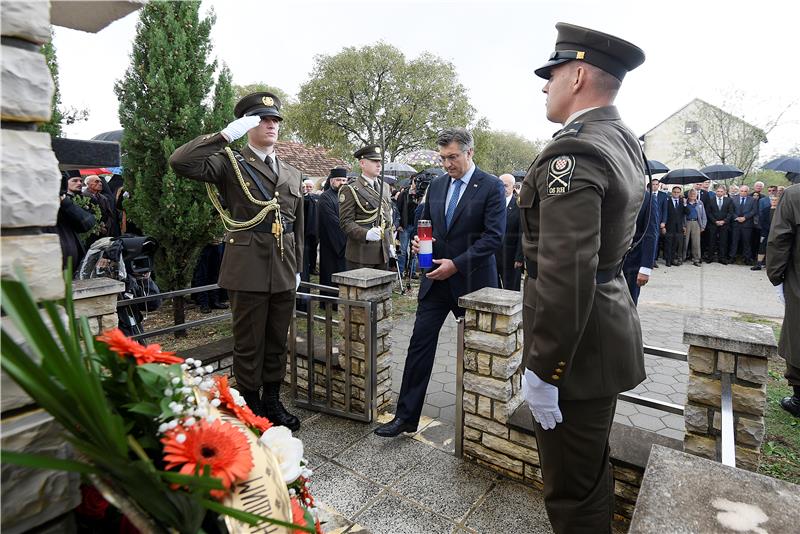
[445,179,463,229]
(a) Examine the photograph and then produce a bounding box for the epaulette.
[554,123,583,139]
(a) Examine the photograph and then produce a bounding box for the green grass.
[735,312,799,484]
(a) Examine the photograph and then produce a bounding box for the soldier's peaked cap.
[234,91,283,120]
[534,22,645,81]
[353,145,382,161]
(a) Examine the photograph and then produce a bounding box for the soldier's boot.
[262,382,301,431]
[780,386,800,418]
[240,389,267,418]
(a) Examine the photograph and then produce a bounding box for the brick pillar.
[682,314,777,471]
[330,268,395,416]
[457,288,543,484]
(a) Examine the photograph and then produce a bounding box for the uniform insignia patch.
[339,193,345,202]
[262,96,274,106]
[547,155,575,195]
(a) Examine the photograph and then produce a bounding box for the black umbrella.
[700,164,743,181]
[646,160,669,175]
[661,168,709,185]
[92,130,123,142]
[512,170,527,181]
[762,156,800,174]
[787,172,800,184]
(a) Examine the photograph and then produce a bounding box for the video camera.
[411,168,444,201]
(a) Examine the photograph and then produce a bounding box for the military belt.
[525,260,621,284]
[251,221,294,234]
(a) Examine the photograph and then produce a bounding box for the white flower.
[185,358,195,365]
[164,388,174,396]
[171,377,181,385]
[210,398,221,408]
[176,433,186,444]
[205,365,214,374]
[158,423,169,433]
[259,426,304,483]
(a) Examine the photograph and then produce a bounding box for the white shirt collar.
[248,143,275,162]
[505,194,513,207]
[361,174,377,187]
[563,107,599,126]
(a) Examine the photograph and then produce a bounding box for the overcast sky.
[54,0,799,160]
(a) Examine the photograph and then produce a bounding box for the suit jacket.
[338,175,393,265]
[655,190,668,225]
[495,194,523,274]
[732,195,757,228]
[664,196,687,232]
[624,191,659,273]
[317,187,347,284]
[519,106,645,399]
[169,134,304,293]
[304,193,319,238]
[419,166,505,301]
[707,195,734,224]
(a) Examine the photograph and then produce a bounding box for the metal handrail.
[454,317,465,458]
[720,372,736,467]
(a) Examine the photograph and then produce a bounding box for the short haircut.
[716,184,727,191]
[437,128,474,152]
[672,186,682,192]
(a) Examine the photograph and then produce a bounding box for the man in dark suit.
[651,178,668,267]
[375,128,505,437]
[495,173,523,290]
[663,186,687,266]
[302,179,319,280]
[729,184,757,264]
[170,91,303,430]
[624,186,659,305]
[706,184,734,263]
[317,168,349,298]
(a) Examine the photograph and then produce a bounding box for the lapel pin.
[473,184,478,188]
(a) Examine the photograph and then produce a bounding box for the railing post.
[682,314,777,470]
[332,268,395,419]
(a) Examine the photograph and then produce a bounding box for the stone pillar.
[457,288,542,484]
[292,268,393,417]
[73,278,126,334]
[682,314,777,471]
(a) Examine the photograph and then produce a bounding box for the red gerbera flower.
[161,419,253,499]
[214,376,273,432]
[96,328,141,356]
[96,328,183,365]
[130,342,184,365]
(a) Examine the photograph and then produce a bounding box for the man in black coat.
[663,186,687,266]
[729,185,757,264]
[48,175,97,270]
[706,184,734,263]
[317,168,349,297]
[623,187,659,305]
[495,173,523,290]
[302,179,319,280]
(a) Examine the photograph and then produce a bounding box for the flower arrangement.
[1,275,319,534]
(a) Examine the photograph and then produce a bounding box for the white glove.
[221,115,261,142]
[295,273,301,291]
[775,283,785,305]
[522,368,563,430]
[366,227,382,242]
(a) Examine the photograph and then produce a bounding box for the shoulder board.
[554,123,583,139]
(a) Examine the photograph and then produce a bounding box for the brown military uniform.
[520,106,646,533]
[339,175,393,269]
[169,134,304,390]
[767,184,800,385]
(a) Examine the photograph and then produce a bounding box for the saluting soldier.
[169,92,303,431]
[518,23,647,533]
[338,145,393,270]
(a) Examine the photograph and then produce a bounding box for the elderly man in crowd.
[495,173,523,290]
[729,184,757,264]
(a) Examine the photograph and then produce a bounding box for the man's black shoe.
[262,382,300,431]
[240,389,267,417]
[652,263,660,269]
[374,417,417,437]
[780,396,800,418]
[200,304,212,314]
[693,261,701,267]
[210,301,229,309]
[750,264,762,271]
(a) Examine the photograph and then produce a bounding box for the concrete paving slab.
[352,492,456,534]
[312,462,383,518]
[392,448,497,522]
[295,413,376,458]
[335,433,433,485]
[464,479,553,534]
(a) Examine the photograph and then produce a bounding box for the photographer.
[396,178,420,277]
[46,174,97,270]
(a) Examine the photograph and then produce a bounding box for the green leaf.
[1,450,99,475]
[125,402,162,417]
[200,498,316,532]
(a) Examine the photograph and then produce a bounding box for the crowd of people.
[651,178,784,270]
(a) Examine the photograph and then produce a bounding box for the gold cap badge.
[262,96,274,106]
[375,147,381,154]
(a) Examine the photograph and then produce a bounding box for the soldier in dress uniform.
[169,92,303,431]
[518,23,647,533]
[338,145,394,270]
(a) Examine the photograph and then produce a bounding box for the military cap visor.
[234,92,284,120]
[534,22,645,81]
[353,145,383,161]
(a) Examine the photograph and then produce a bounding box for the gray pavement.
[388,263,783,440]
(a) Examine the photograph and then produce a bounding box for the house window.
[685,121,698,134]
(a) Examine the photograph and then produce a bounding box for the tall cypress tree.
[115,0,219,298]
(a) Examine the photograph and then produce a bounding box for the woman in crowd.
[683,188,707,266]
